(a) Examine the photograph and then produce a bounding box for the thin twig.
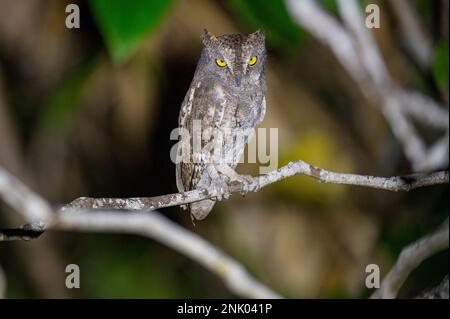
[284,0,370,94]
[336,0,391,92]
[371,220,449,299]
[1,161,448,225]
[388,0,432,69]
[63,161,448,212]
[0,167,51,223]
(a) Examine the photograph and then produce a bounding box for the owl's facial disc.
[202,29,265,87]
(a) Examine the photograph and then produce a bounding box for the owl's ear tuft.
[249,29,265,43]
[202,29,217,46]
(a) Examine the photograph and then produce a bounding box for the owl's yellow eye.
[215,59,227,67]
[248,56,257,66]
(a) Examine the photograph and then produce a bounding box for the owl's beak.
[235,74,242,87]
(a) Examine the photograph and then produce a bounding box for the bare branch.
[335,0,449,171]
[416,275,449,299]
[371,220,449,299]
[253,161,448,191]
[284,0,370,93]
[1,162,448,221]
[54,209,281,299]
[384,90,449,173]
[398,90,449,130]
[0,165,281,298]
[64,161,448,211]
[383,94,429,168]
[1,161,447,297]
[285,0,449,171]
[389,0,433,69]
[0,167,52,223]
[336,0,392,92]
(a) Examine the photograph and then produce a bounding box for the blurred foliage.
[89,0,173,62]
[38,57,99,134]
[432,41,449,90]
[226,0,306,52]
[80,236,183,298]
[319,0,339,15]
[318,0,367,16]
[276,130,351,206]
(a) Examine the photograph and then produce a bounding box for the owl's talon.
[231,174,254,196]
[209,177,231,201]
[223,191,231,200]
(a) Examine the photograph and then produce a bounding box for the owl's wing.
[255,96,266,125]
[176,82,198,193]
[176,79,225,193]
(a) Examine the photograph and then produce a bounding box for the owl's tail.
[189,199,216,220]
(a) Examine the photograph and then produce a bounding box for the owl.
[176,29,267,221]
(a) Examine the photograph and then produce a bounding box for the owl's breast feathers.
[176,78,266,219]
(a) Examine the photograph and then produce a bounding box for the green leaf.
[89,0,173,63]
[432,41,449,90]
[226,0,306,52]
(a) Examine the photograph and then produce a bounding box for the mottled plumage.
[176,29,267,220]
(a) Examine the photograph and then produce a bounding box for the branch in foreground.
[0,167,51,223]
[0,165,281,298]
[55,209,281,299]
[64,161,449,211]
[371,219,449,299]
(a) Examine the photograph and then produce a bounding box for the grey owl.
[176,29,267,221]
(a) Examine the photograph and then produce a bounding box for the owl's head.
[200,29,266,88]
